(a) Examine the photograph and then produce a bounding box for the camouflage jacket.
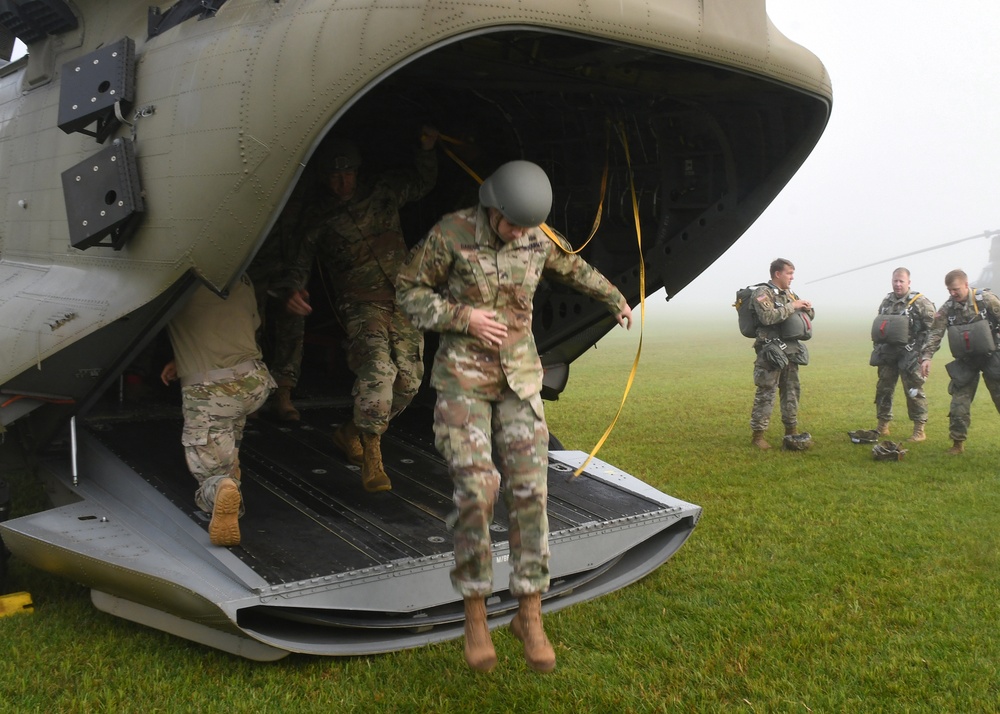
[247,182,325,296]
[922,288,1000,361]
[286,148,437,302]
[874,290,936,351]
[395,206,627,400]
[749,282,815,347]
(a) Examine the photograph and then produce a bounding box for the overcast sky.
[661,0,1000,319]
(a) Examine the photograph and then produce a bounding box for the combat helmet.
[319,137,362,173]
[782,432,813,451]
[479,160,552,227]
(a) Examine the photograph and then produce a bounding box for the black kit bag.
[734,284,768,338]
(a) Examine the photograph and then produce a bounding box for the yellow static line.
[573,121,644,478]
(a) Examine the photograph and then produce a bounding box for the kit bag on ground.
[734,283,768,338]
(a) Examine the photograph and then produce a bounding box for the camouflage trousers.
[267,308,305,388]
[947,372,1000,441]
[750,356,801,431]
[339,299,423,434]
[433,390,550,598]
[180,362,275,514]
[875,360,928,424]
[253,283,304,388]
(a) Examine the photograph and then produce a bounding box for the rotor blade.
[808,230,1000,284]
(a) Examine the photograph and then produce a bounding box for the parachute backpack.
[734,283,768,338]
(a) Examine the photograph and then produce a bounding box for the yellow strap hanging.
[557,120,611,255]
[573,121,644,478]
[439,130,610,256]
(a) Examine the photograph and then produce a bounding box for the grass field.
[3,313,1000,713]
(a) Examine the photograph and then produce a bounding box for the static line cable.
[438,131,610,256]
[573,121,645,478]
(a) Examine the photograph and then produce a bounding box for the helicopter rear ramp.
[0,407,700,659]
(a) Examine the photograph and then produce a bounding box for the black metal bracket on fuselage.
[148,0,228,39]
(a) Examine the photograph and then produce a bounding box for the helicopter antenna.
[807,229,1000,284]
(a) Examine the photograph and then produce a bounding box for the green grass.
[4,315,1000,712]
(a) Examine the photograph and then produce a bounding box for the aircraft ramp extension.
[0,406,700,658]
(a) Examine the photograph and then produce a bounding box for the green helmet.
[319,137,361,173]
[479,160,552,227]
[872,440,907,461]
[782,432,813,451]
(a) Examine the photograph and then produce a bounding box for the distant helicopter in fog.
[809,230,1000,291]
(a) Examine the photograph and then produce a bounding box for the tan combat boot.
[511,593,556,673]
[462,597,497,672]
[750,430,771,450]
[876,419,890,436]
[359,432,391,492]
[208,477,241,547]
[784,424,798,436]
[907,422,927,442]
[947,440,965,455]
[332,420,364,466]
[274,386,300,422]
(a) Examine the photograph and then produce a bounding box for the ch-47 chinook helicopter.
[0,0,830,659]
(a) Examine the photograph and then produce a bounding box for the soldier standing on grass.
[920,269,1000,454]
[749,258,815,449]
[869,267,936,442]
[396,160,632,674]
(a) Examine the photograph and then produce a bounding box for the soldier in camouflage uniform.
[396,160,633,674]
[247,198,315,422]
[920,269,1000,454]
[160,274,276,547]
[749,258,815,449]
[284,128,439,492]
[870,268,936,441]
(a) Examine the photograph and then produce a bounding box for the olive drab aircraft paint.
[0,0,831,659]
